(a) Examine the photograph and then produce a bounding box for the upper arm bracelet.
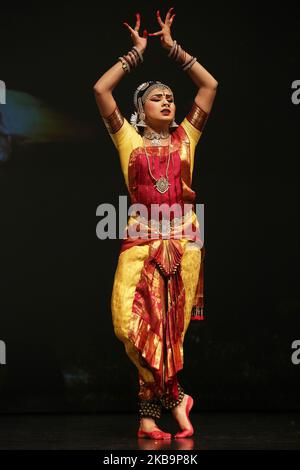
[186,101,209,132]
[102,105,124,134]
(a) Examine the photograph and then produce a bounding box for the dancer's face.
[143,88,176,128]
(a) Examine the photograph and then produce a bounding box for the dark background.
[0,0,299,413]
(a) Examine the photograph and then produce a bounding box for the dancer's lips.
[161,109,171,115]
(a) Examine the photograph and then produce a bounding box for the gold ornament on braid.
[102,105,124,134]
[186,101,209,132]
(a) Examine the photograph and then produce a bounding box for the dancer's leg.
[111,245,165,431]
[111,242,201,432]
[169,244,201,433]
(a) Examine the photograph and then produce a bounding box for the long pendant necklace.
[143,136,172,194]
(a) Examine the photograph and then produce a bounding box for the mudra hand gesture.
[148,7,176,49]
[123,13,148,52]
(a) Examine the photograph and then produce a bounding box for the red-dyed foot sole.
[137,429,172,440]
[174,395,194,439]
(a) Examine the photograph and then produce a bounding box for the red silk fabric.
[116,125,205,400]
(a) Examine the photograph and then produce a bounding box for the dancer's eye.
[151,98,173,103]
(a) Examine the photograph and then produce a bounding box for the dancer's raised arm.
[93,13,148,121]
[149,7,218,117]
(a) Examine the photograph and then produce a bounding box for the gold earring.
[170,119,179,128]
[137,111,147,127]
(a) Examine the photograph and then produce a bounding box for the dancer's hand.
[148,7,176,50]
[123,13,148,53]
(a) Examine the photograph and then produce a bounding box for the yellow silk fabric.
[111,241,201,385]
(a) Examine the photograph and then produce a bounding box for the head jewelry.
[130,80,178,131]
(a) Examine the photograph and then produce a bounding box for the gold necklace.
[143,136,172,194]
[143,129,170,146]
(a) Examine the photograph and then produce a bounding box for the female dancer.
[93,8,218,439]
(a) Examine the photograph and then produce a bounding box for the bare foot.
[139,417,163,432]
[171,394,193,430]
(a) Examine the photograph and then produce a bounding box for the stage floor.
[0,412,299,450]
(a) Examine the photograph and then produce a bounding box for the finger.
[143,29,148,38]
[134,12,141,32]
[169,13,176,24]
[148,30,163,36]
[123,22,136,35]
[166,6,175,21]
[156,10,164,28]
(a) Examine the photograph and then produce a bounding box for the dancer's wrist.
[134,45,146,54]
[163,40,175,51]
[166,40,198,71]
[118,45,144,74]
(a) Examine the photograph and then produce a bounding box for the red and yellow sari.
[102,101,208,416]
